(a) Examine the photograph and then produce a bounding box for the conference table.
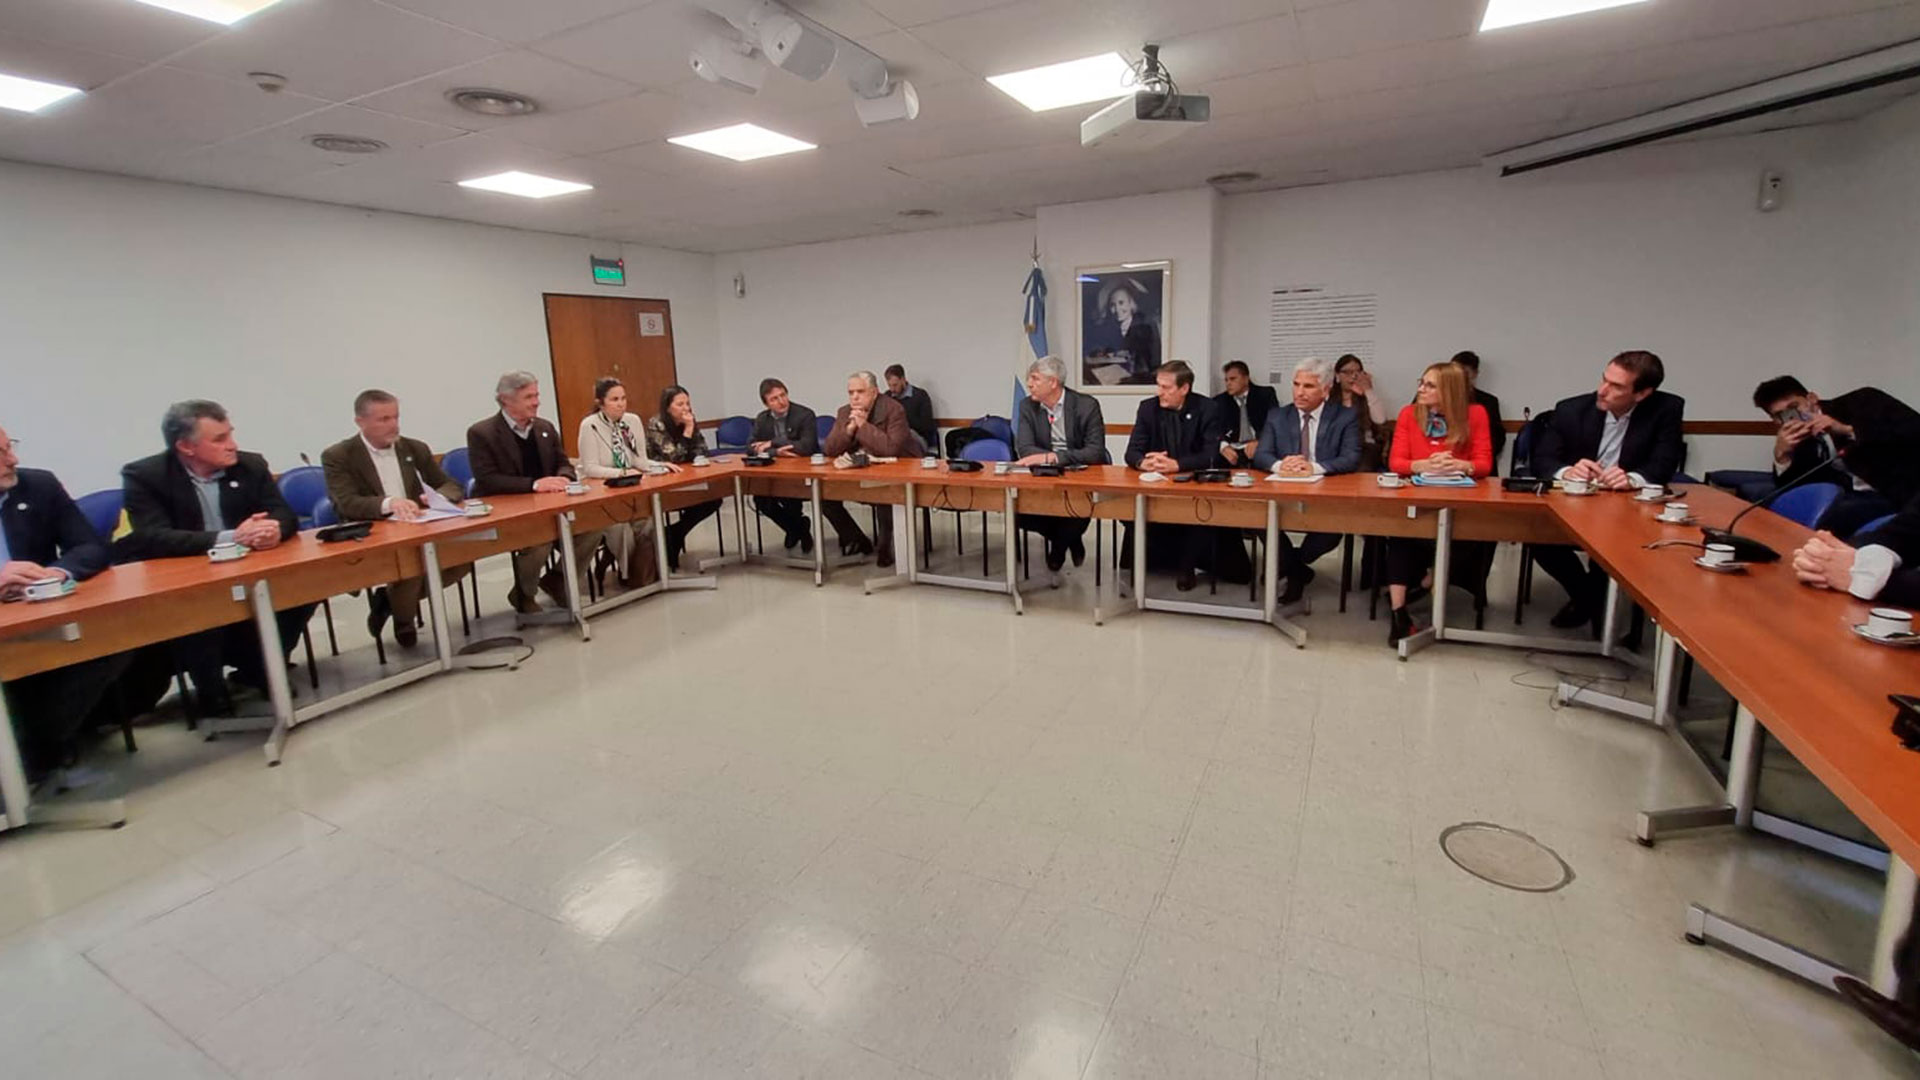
[2,458,1917,1004]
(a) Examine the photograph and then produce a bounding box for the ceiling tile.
[167,0,503,104]
[354,49,638,133]
[1155,14,1303,83]
[0,0,223,63]
[531,3,723,88]
[1295,0,1479,63]
[381,0,651,46]
[786,0,898,38]
[859,0,1017,31]
[494,91,729,154]
[0,29,147,91]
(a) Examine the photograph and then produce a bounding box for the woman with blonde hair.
[1383,361,1493,644]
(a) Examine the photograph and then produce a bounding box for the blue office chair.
[1771,483,1843,529]
[971,415,1014,444]
[311,497,338,527]
[74,488,124,541]
[1855,513,1898,543]
[714,415,754,454]
[934,438,1012,576]
[816,414,835,446]
[442,447,473,492]
[277,466,328,528]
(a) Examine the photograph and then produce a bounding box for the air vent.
[447,88,539,117]
[307,134,388,154]
[1206,170,1260,185]
[897,208,940,218]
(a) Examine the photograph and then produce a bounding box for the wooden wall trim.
[701,416,1774,438]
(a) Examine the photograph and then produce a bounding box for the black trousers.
[1277,531,1342,578]
[821,500,892,556]
[1821,490,1898,541]
[1532,544,1607,612]
[1385,538,1486,592]
[1017,513,1090,557]
[754,496,808,542]
[175,603,318,702]
[2,653,131,779]
[1119,523,1254,583]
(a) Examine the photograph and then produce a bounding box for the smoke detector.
[447,88,539,117]
[897,208,940,219]
[308,134,388,154]
[248,71,289,93]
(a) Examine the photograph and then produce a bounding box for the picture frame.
[1074,261,1170,392]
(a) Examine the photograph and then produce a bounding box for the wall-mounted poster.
[1076,262,1169,391]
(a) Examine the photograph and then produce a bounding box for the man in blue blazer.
[1252,357,1361,603]
[1,424,128,783]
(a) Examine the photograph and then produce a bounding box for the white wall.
[0,160,718,492]
[710,219,1036,427]
[1217,125,1855,474]
[1834,92,1920,404]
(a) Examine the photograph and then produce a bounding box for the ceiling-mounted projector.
[1081,90,1210,148]
[690,34,768,94]
[854,78,918,127]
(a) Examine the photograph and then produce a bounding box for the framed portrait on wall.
[1076,261,1170,392]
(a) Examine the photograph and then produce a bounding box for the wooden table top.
[1552,484,1920,866]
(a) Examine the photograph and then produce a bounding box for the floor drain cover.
[1438,823,1574,892]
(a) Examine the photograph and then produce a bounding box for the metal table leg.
[649,493,719,594]
[865,482,914,595]
[1265,500,1307,648]
[1397,507,1441,660]
[1556,621,1678,727]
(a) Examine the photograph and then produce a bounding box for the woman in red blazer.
[1385,361,1494,645]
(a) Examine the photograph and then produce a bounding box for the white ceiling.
[2,0,1918,252]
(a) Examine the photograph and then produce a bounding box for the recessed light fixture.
[0,71,83,114]
[667,123,816,162]
[131,0,287,26]
[457,170,592,199]
[448,88,539,117]
[307,134,387,154]
[1479,0,1649,32]
[986,52,1135,112]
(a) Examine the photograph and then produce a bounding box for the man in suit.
[1452,351,1507,465]
[466,370,599,615]
[885,363,940,458]
[823,370,921,568]
[1213,360,1279,468]
[1014,355,1107,585]
[1531,350,1687,629]
[1124,360,1236,591]
[120,400,315,714]
[747,377,818,553]
[322,389,470,648]
[1752,376,1919,539]
[1792,494,1920,609]
[0,424,131,783]
[1252,356,1362,603]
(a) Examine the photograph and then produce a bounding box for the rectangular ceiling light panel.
[0,72,83,113]
[667,123,816,161]
[131,0,288,26]
[986,52,1135,112]
[1480,0,1649,32]
[458,171,593,198]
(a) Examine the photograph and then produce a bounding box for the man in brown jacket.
[822,369,923,567]
[321,389,471,648]
[465,370,599,614]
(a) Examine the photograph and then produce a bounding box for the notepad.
[1265,474,1324,483]
[1410,474,1477,487]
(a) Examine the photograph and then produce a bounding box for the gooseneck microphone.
[1699,454,1845,564]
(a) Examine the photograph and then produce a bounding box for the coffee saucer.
[1852,624,1920,647]
[1656,515,1695,526]
[1693,557,1747,573]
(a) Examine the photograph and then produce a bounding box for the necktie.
[1238,398,1251,441]
[1300,413,1313,463]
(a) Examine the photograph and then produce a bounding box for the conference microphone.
[299,452,312,466]
[1699,454,1846,564]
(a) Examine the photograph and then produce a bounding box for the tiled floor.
[2,522,1917,1079]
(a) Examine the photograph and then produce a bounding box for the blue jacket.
[2,467,109,580]
[1251,400,1362,475]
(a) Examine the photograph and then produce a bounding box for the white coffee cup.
[922,456,937,469]
[1638,484,1664,501]
[1563,477,1593,495]
[809,453,826,466]
[1658,502,1689,522]
[1376,473,1405,488]
[207,542,245,562]
[1230,472,1253,487]
[565,481,589,496]
[692,455,710,467]
[1866,607,1915,639]
[993,462,1009,475]
[1702,542,1736,566]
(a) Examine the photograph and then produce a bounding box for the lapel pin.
[16,502,27,511]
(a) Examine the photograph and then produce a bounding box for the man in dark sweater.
[747,377,818,553]
[884,364,940,458]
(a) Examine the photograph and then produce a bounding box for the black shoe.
[365,590,392,642]
[782,529,801,550]
[1175,570,1198,592]
[1835,976,1920,1051]
[1279,565,1315,605]
[394,620,418,648]
[1549,601,1590,629]
[1389,607,1415,645]
[539,570,568,609]
[1045,545,1066,573]
[1067,536,1086,567]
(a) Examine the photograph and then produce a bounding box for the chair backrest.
[74,488,124,541]
[960,437,1012,463]
[971,415,1014,444]
[1510,410,1554,477]
[815,415,835,445]
[1856,513,1898,541]
[715,415,753,447]
[441,447,473,489]
[312,497,338,528]
[276,466,328,524]
[1770,482,1843,529]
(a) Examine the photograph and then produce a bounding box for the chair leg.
[1248,534,1258,603]
[1678,653,1695,706]
[115,685,136,753]
[1338,534,1354,614]
[303,625,320,692]
[373,628,387,667]
[981,513,989,578]
[921,507,933,564]
[457,582,470,636]
[714,504,726,557]
[322,598,339,656]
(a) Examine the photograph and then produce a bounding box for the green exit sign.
[591,256,625,286]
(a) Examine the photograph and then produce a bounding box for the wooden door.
[542,294,678,457]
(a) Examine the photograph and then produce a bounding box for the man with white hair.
[1014,355,1106,583]
[1252,356,1361,603]
[822,369,920,567]
[466,370,598,614]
